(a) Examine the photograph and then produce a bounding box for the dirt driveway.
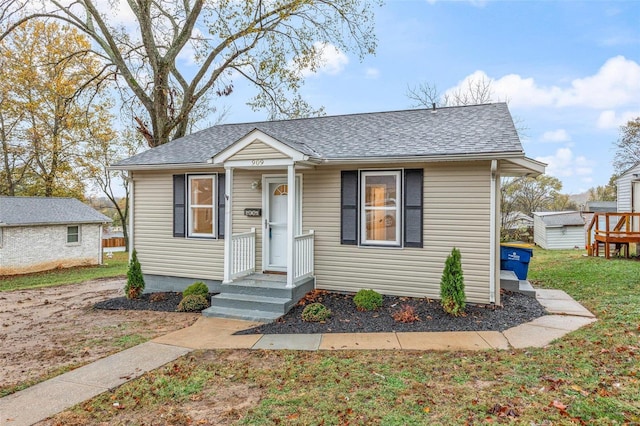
[0,278,199,394]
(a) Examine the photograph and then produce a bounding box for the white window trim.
[67,225,81,245]
[187,174,216,238]
[360,170,402,247]
[0,227,3,247]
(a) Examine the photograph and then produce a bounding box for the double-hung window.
[187,175,215,238]
[361,170,401,246]
[174,173,224,239]
[341,168,423,248]
[67,225,80,244]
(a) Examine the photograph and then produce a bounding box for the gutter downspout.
[489,160,497,304]
[128,172,134,261]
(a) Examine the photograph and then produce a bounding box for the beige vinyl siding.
[229,140,289,161]
[132,170,224,280]
[301,161,493,304]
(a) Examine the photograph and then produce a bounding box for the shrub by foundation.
[353,289,383,311]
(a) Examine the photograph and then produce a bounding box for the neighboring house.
[0,197,112,275]
[115,103,544,316]
[533,211,585,250]
[584,201,617,213]
[616,163,640,213]
[502,211,534,230]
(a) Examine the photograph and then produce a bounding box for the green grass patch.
[0,251,128,292]
[52,249,640,425]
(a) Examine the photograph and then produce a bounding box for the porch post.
[286,163,296,287]
[223,167,234,284]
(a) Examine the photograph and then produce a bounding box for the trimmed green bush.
[124,249,145,299]
[176,294,209,312]
[183,281,209,298]
[440,247,466,316]
[353,289,383,311]
[301,303,331,322]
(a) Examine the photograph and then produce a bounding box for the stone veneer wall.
[0,224,102,275]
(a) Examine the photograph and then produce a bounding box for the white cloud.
[299,42,349,77]
[540,129,571,143]
[448,56,640,110]
[597,109,640,129]
[365,68,380,79]
[536,148,593,180]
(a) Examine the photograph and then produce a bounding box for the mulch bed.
[94,290,547,334]
[94,292,216,312]
[236,290,546,335]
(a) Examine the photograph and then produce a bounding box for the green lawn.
[0,251,129,292]
[51,249,640,424]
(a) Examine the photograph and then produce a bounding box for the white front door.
[264,176,301,272]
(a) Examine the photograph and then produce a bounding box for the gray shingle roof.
[116,103,523,167]
[0,197,112,227]
[534,211,585,227]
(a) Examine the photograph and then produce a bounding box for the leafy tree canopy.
[1,0,379,146]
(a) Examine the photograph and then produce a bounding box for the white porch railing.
[293,230,315,282]
[230,228,256,280]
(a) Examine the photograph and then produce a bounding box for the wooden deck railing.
[587,212,640,258]
[230,228,256,279]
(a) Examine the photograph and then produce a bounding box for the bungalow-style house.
[115,103,545,321]
[0,197,112,275]
[533,211,585,250]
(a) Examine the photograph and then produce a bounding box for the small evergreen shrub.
[440,247,466,316]
[301,303,331,322]
[124,250,145,299]
[176,294,209,312]
[392,304,420,323]
[183,281,209,298]
[353,289,383,311]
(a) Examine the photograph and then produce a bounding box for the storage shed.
[0,197,112,275]
[533,211,585,250]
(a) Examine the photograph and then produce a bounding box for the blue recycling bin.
[500,244,533,280]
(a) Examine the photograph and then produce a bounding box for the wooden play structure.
[586,212,640,258]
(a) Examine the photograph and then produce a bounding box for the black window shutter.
[173,174,186,237]
[341,170,358,245]
[217,173,226,238]
[404,168,423,248]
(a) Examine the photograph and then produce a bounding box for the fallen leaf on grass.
[550,400,567,411]
[570,385,589,396]
[488,403,519,417]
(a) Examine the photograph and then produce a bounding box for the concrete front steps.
[500,269,536,297]
[203,274,315,322]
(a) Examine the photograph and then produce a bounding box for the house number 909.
[251,159,264,166]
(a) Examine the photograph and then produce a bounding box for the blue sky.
[221,0,640,195]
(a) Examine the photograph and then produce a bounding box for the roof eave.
[321,151,526,165]
[0,220,111,227]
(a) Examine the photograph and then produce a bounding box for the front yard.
[42,249,639,425]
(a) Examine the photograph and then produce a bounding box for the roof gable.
[0,197,112,227]
[213,129,310,165]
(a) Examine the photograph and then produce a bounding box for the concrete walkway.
[0,289,595,426]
